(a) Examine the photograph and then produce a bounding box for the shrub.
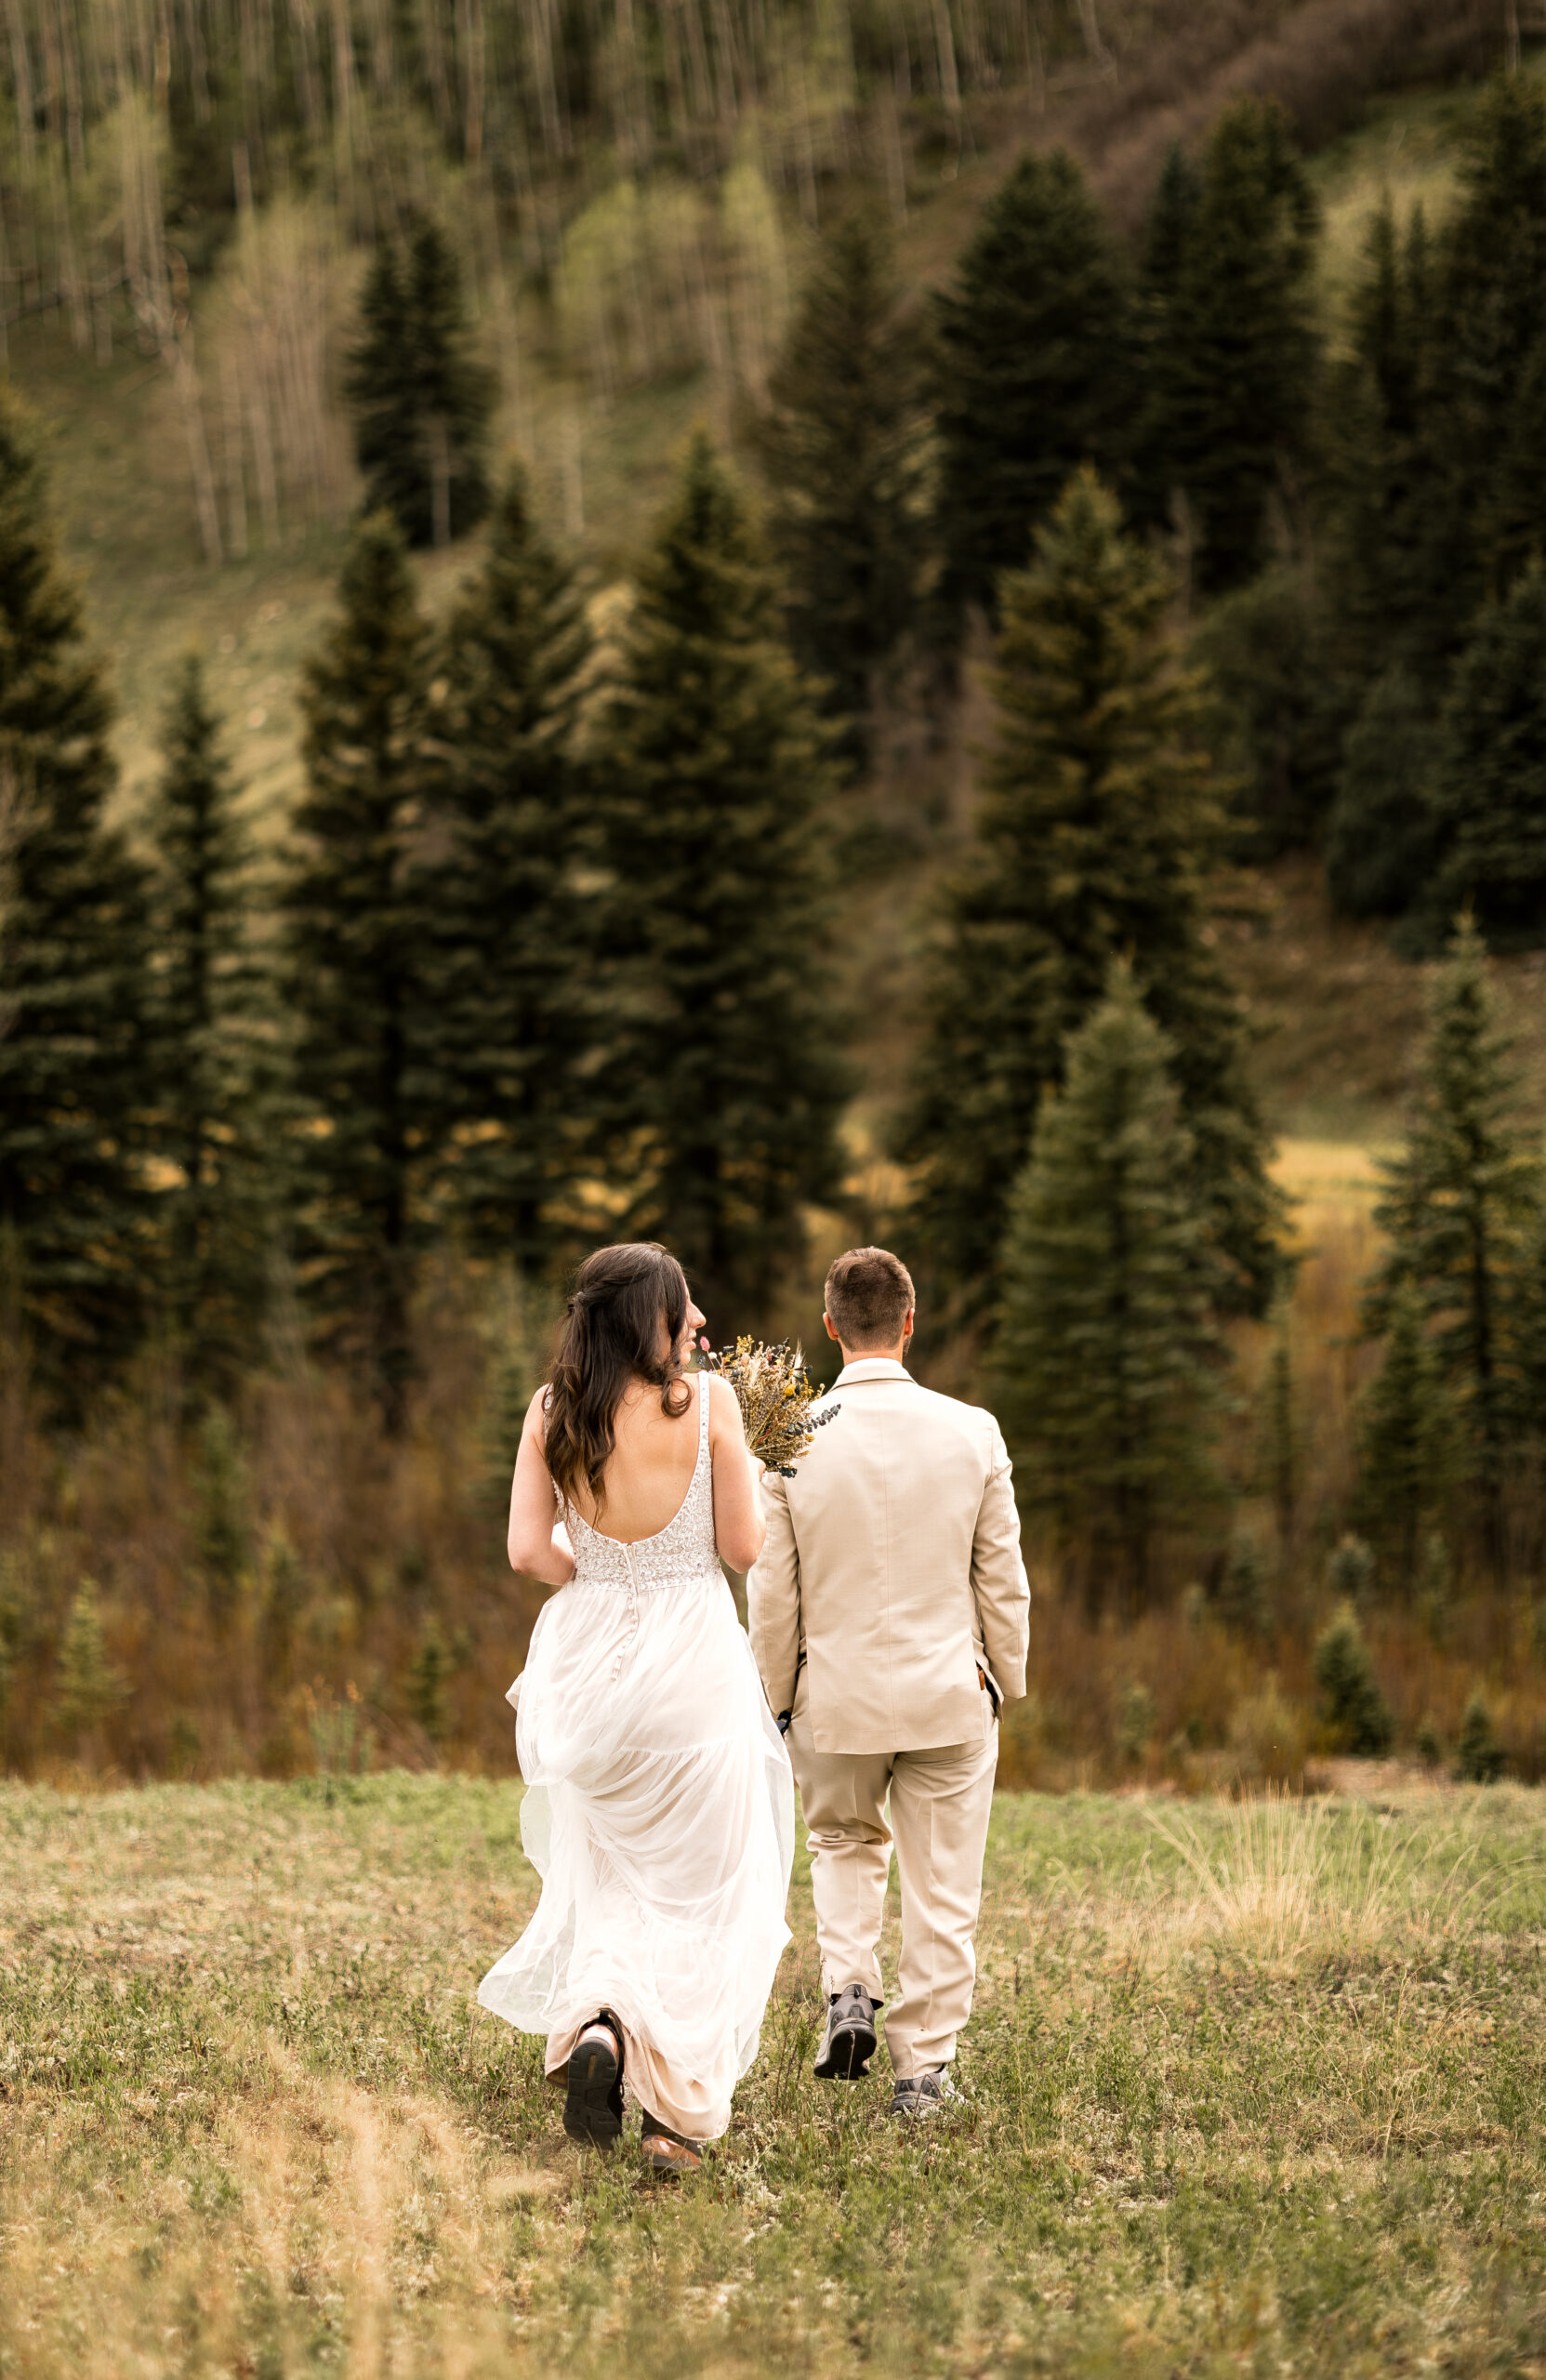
[1454,1689,1505,1783]
[1313,1603,1394,1755]
[1327,1533,1376,1609]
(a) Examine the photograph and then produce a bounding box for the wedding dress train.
[478,1374,794,2141]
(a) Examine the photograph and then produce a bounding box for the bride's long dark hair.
[545,1242,694,1514]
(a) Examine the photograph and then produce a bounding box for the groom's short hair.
[825,1247,915,1349]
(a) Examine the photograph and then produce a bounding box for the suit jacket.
[746,1357,1031,1755]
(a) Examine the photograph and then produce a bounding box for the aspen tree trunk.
[459,0,485,161]
[248,377,282,541]
[223,352,248,557]
[1076,0,1109,71]
[419,0,454,139]
[1504,0,1521,71]
[930,0,960,121]
[6,0,35,170]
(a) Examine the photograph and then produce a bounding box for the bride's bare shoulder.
[523,1384,553,1443]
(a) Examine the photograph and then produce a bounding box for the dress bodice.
[560,1371,721,1593]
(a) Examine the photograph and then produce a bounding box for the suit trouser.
[786,1686,998,2079]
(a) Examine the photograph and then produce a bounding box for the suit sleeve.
[971,1419,1030,1703]
[746,1468,801,1720]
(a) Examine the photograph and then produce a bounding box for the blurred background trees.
[9,2,1546,1784]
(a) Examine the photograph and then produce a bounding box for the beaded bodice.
[560,1372,721,1593]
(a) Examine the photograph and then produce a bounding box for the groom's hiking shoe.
[563,2013,625,2147]
[889,2066,961,2121]
[813,1982,879,2079]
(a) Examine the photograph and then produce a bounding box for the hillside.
[12,28,1540,1159]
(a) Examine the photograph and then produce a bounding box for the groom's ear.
[823,1311,841,1342]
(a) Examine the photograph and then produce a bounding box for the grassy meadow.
[3,1773,1546,2379]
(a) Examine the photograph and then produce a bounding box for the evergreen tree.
[1354,1281,1453,1600]
[900,468,1285,1323]
[1327,196,1440,689]
[992,965,1226,1609]
[0,391,152,1395]
[1422,562,1546,948]
[416,467,592,1271]
[1325,668,1439,922]
[755,208,931,765]
[1427,76,1546,641]
[1135,99,1319,593]
[49,1580,126,1752]
[1192,562,1341,855]
[1367,916,1542,1576]
[1313,1605,1393,1755]
[148,654,275,1393]
[345,218,493,549]
[285,513,430,1427]
[934,149,1134,624]
[590,432,847,1318]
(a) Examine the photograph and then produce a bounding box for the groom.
[747,1247,1030,2117]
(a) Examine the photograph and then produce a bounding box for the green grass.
[4,1775,1545,2377]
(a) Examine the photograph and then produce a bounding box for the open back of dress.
[478,1373,795,2140]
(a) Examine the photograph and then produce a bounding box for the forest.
[4,0,1546,1788]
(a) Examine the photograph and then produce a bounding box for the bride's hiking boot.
[641,2114,702,2176]
[563,2013,625,2148]
[813,1982,879,2080]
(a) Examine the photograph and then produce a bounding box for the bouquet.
[699,1338,839,1476]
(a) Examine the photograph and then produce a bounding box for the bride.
[478,1241,795,2175]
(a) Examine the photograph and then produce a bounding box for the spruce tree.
[345,218,493,549]
[285,512,430,1427]
[900,467,1285,1324]
[754,208,931,765]
[1325,668,1439,923]
[1328,197,1441,688]
[416,467,592,1272]
[1355,1281,1453,1600]
[992,964,1226,1608]
[1421,562,1546,949]
[0,391,152,1395]
[1427,76,1546,641]
[1367,916,1541,1576]
[590,432,847,1318]
[934,149,1134,624]
[148,654,275,1394]
[1135,99,1319,593]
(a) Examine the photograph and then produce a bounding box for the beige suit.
[747,1357,1030,2077]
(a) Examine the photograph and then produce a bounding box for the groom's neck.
[838,1340,908,1368]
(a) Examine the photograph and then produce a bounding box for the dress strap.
[697,1368,710,1466]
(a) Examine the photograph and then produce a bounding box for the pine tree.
[1367,916,1542,1576]
[285,513,430,1427]
[934,149,1134,625]
[754,208,932,765]
[1421,562,1546,948]
[1325,668,1439,923]
[590,432,847,1319]
[147,654,275,1394]
[900,468,1285,1324]
[49,1580,126,1752]
[1192,562,1341,856]
[1427,76,1546,641]
[1313,1605,1393,1756]
[991,964,1227,1609]
[0,390,152,1396]
[416,467,592,1272]
[1354,1281,1453,1600]
[345,218,493,549]
[1135,99,1319,593]
[1327,196,1440,689]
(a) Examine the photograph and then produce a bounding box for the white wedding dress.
[478,1373,795,2141]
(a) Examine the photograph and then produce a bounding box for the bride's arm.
[507,1387,577,1586]
[707,1372,766,1572]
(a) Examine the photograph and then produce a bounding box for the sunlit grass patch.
[4,1776,1546,2377]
